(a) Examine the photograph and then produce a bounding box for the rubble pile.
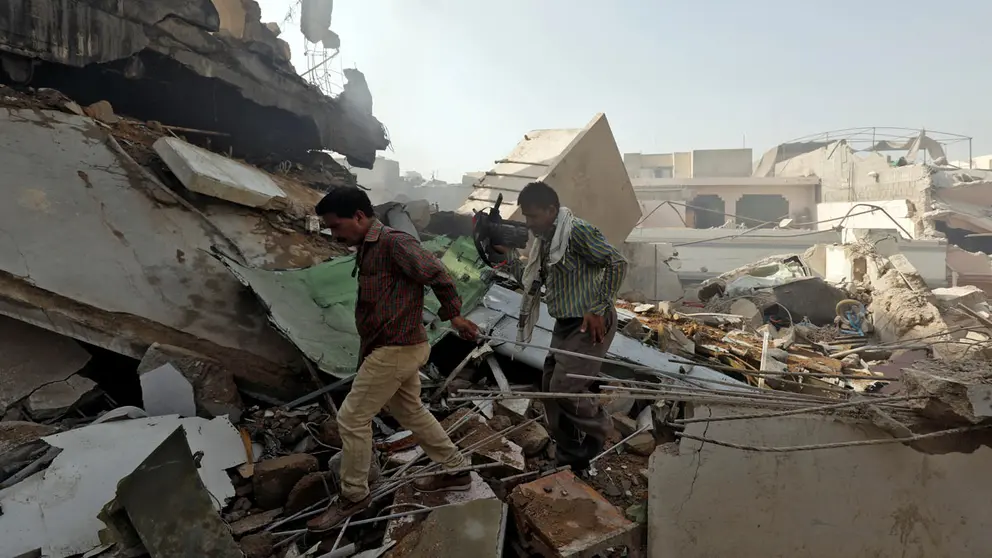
[3,21,992,556]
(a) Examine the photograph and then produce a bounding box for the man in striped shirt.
[492,181,628,471]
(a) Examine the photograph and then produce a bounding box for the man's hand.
[580,312,606,344]
[450,316,480,340]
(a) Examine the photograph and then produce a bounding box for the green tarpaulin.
[217,236,491,377]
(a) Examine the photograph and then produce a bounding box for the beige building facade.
[625,149,820,229]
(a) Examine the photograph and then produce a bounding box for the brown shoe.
[413,472,472,493]
[306,495,371,532]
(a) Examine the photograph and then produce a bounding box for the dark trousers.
[541,307,617,468]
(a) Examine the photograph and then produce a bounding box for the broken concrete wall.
[619,243,683,301]
[868,254,942,337]
[0,107,303,396]
[948,246,992,294]
[648,404,992,558]
[0,0,387,166]
[458,114,641,246]
[816,199,921,238]
[765,141,933,205]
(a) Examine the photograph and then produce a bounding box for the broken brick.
[285,471,336,514]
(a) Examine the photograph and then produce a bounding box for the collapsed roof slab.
[0,0,388,167]
[458,113,642,246]
[0,108,306,398]
[648,403,992,557]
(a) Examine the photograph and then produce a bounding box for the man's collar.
[364,219,384,243]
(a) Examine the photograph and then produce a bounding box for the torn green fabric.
[217,236,492,378]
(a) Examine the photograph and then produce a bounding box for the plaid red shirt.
[354,220,462,363]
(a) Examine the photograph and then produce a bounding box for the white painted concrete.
[816,200,918,238]
[154,137,286,208]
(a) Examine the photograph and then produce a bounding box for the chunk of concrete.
[902,367,992,423]
[153,136,287,208]
[933,285,987,310]
[441,409,525,474]
[0,316,92,413]
[388,498,507,558]
[509,470,640,557]
[384,472,497,547]
[612,413,656,457]
[252,454,318,510]
[138,343,244,423]
[139,364,196,418]
[229,508,283,537]
[25,375,99,420]
[505,421,551,457]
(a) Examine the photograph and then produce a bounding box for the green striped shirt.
[504,217,627,319]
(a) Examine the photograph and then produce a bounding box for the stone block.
[25,375,99,421]
[252,454,318,510]
[506,421,550,457]
[153,137,286,208]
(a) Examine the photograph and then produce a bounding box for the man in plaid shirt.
[307,188,480,531]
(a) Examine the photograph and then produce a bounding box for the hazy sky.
[258,0,992,181]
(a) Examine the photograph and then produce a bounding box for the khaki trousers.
[337,342,466,501]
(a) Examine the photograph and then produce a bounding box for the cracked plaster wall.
[648,404,992,557]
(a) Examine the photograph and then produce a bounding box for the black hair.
[518,181,559,209]
[314,187,375,218]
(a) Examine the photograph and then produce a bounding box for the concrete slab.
[0,315,91,413]
[384,472,496,547]
[388,498,507,558]
[648,404,992,557]
[441,409,526,475]
[0,108,302,397]
[154,137,287,208]
[509,470,640,557]
[25,375,99,420]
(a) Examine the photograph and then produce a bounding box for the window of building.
[652,166,673,178]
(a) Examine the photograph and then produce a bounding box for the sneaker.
[412,472,472,493]
[306,495,371,532]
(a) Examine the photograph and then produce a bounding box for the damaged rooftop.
[2,3,992,558]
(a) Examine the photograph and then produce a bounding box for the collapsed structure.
[1,9,991,554]
[0,0,387,167]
